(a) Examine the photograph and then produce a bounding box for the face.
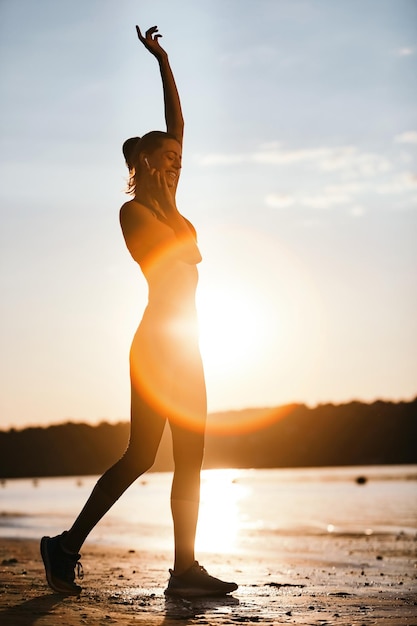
[146,139,182,188]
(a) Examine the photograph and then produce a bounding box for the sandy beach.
[1,531,416,626]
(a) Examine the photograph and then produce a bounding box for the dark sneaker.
[164,561,238,597]
[40,532,83,595]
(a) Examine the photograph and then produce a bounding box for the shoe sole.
[164,585,238,598]
[40,536,82,595]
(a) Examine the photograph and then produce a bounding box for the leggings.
[96,382,205,503]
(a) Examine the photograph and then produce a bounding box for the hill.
[1,399,416,478]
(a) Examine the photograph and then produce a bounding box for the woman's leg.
[61,385,166,554]
[169,420,205,574]
[164,383,238,596]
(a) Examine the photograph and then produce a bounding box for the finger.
[136,26,146,44]
[136,25,147,41]
[147,167,158,184]
[160,171,170,188]
[145,26,158,39]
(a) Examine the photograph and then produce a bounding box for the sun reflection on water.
[196,469,248,554]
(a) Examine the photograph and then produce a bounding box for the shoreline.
[1,535,416,625]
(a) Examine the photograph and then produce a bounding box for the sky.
[1,0,416,430]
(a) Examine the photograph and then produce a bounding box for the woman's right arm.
[132,26,199,263]
[136,25,184,144]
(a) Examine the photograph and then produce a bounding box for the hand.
[142,161,177,214]
[136,25,168,61]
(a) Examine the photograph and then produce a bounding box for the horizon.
[1,394,415,433]
[1,0,416,430]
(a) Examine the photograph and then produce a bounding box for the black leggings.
[96,384,205,503]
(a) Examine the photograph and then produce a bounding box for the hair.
[122,130,178,196]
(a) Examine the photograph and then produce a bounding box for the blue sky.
[1,0,416,429]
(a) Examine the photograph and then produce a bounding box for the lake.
[1,465,416,557]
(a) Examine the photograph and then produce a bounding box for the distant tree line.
[1,399,416,479]
[205,399,417,469]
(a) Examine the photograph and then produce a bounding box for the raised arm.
[136,25,184,144]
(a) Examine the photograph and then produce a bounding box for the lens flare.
[129,235,207,433]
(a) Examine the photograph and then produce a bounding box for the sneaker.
[164,561,238,597]
[40,532,83,595]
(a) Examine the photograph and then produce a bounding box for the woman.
[41,25,237,598]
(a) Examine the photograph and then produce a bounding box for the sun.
[196,279,273,376]
[194,225,325,413]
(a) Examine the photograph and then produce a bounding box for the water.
[1,466,416,557]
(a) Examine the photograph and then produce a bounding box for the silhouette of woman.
[40,25,237,598]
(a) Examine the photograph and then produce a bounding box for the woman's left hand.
[136,25,168,61]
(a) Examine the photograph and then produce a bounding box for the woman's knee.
[98,448,157,498]
[123,446,158,477]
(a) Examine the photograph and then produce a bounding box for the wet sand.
[0,533,416,625]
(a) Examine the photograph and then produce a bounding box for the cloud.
[265,182,361,211]
[317,148,390,177]
[375,172,417,194]
[396,47,415,57]
[253,146,334,166]
[265,193,295,209]
[298,183,367,210]
[299,190,351,210]
[324,182,365,195]
[195,153,248,166]
[395,131,417,145]
[265,173,417,214]
[199,142,417,216]
[350,205,365,217]
[196,144,391,178]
